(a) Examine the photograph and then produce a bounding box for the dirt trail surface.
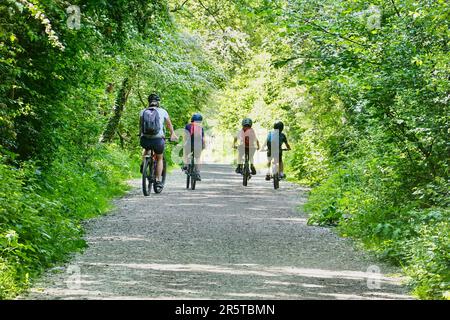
[24,164,412,300]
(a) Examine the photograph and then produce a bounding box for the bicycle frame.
[142,148,167,196]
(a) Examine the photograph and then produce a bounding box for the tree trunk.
[101,77,132,143]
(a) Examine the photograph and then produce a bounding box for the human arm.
[251,129,260,150]
[233,136,238,149]
[139,110,144,136]
[284,135,291,150]
[202,127,206,149]
[165,115,178,141]
[285,142,291,150]
[183,124,190,143]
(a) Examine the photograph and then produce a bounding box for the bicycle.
[185,151,200,190]
[142,147,167,196]
[141,136,179,196]
[233,145,255,187]
[262,148,290,190]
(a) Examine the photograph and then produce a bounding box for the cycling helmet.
[148,93,160,103]
[274,121,284,132]
[242,118,253,127]
[191,113,203,122]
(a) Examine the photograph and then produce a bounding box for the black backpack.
[141,107,161,136]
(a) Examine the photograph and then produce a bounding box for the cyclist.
[183,113,205,181]
[233,118,260,175]
[264,120,291,181]
[139,93,178,190]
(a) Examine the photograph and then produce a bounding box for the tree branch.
[390,0,401,17]
[196,0,245,63]
[301,18,370,48]
[170,0,190,12]
[197,0,226,33]
[137,79,147,108]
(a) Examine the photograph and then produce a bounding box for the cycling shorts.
[140,136,165,155]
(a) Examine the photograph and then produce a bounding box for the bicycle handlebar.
[138,134,180,144]
[260,148,291,152]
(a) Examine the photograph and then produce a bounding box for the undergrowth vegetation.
[1,0,448,299]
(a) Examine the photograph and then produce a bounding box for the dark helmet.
[191,113,203,122]
[274,120,284,132]
[148,93,160,104]
[242,118,253,127]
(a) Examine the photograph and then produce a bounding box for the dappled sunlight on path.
[24,164,412,300]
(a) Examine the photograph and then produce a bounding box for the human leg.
[249,147,257,175]
[140,136,152,173]
[236,145,244,173]
[149,138,165,182]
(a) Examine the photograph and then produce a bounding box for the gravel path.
[24,164,412,300]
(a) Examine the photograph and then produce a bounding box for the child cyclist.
[183,113,205,181]
[233,118,260,175]
[265,121,291,180]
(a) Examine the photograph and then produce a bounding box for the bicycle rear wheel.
[243,164,249,186]
[191,171,196,190]
[273,173,280,189]
[243,150,250,186]
[191,158,196,190]
[142,157,152,196]
[186,164,191,189]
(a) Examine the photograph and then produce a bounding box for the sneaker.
[154,181,164,193]
[265,174,271,181]
[235,165,242,174]
[250,164,257,175]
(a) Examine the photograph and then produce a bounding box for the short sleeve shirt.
[185,123,205,149]
[185,123,205,138]
[267,131,287,150]
[237,127,258,147]
[140,107,169,138]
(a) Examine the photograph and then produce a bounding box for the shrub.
[0,144,131,298]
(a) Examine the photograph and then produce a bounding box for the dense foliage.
[1,0,448,299]
[0,0,220,298]
[171,0,449,299]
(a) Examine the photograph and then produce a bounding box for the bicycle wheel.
[191,159,196,190]
[243,150,250,186]
[142,157,152,196]
[191,171,196,190]
[186,165,191,189]
[243,164,249,186]
[273,173,280,189]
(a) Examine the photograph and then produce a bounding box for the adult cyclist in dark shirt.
[264,121,291,180]
[182,113,205,181]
